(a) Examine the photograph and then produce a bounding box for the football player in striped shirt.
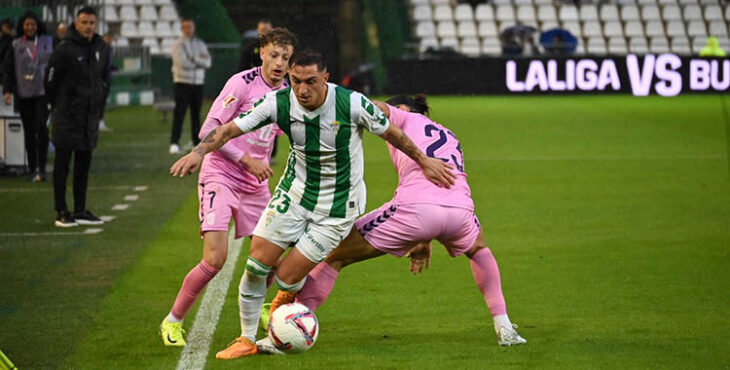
[159,28,297,347]
[170,49,455,359]
[264,94,526,349]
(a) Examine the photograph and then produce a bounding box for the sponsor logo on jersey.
[222,94,238,108]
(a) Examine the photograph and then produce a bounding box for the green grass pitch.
[1,95,729,369]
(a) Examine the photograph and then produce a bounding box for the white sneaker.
[169,143,181,154]
[497,324,527,346]
[256,336,284,355]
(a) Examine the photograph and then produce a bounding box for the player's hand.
[405,241,431,275]
[241,154,273,183]
[170,151,203,177]
[3,93,11,105]
[421,157,456,189]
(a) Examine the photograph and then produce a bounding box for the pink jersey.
[198,67,285,192]
[386,104,474,210]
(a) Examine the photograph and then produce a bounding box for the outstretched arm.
[169,122,244,177]
[379,124,456,188]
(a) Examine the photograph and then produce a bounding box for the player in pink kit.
[159,28,298,347]
[265,94,526,350]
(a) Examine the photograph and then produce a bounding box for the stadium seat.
[687,21,707,36]
[537,5,557,22]
[416,21,436,38]
[620,5,640,20]
[410,0,429,4]
[616,0,636,5]
[708,21,729,37]
[604,21,623,37]
[558,6,579,22]
[419,37,439,52]
[160,5,179,21]
[671,36,691,55]
[600,5,619,22]
[540,21,559,32]
[645,21,665,37]
[517,6,536,22]
[562,21,582,37]
[454,4,474,21]
[629,37,649,53]
[608,37,628,53]
[475,4,494,21]
[718,37,730,51]
[534,0,552,5]
[640,5,661,20]
[171,21,182,36]
[441,37,459,50]
[413,5,433,21]
[579,5,598,20]
[636,0,657,5]
[161,37,176,54]
[137,21,155,37]
[495,5,515,22]
[136,0,153,4]
[726,6,730,20]
[657,0,676,4]
[481,37,502,54]
[661,5,681,20]
[703,5,723,20]
[437,21,457,38]
[461,37,481,56]
[499,22,517,33]
[117,0,134,4]
[120,21,138,38]
[155,21,174,37]
[587,37,607,54]
[665,21,686,37]
[624,21,645,37]
[582,21,602,37]
[142,37,159,54]
[698,0,718,4]
[493,0,512,5]
[457,21,478,37]
[432,0,450,5]
[119,5,137,21]
[514,0,533,5]
[650,37,670,53]
[103,6,119,22]
[683,5,702,21]
[139,5,158,21]
[434,5,453,22]
[576,42,586,54]
[113,37,129,48]
[478,21,499,37]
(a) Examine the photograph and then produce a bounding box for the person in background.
[239,19,272,71]
[0,18,14,72]
[3,11,54,182]
[98,32,117,133]
[169,18,210,155]
[700,36,726,57]
[53,21,67,48]
[45,7,110,227]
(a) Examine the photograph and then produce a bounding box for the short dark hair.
[259,27,298,49]
[386,94,430,116]
[289,49,326,71]
[77,6,97,17]
[0,17,14,29]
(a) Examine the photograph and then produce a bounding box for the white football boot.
[497,323,527,346]
[256,336,285,355]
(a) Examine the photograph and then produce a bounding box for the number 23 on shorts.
[269,189,291,214]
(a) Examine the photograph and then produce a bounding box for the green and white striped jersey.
[233,83,390,218]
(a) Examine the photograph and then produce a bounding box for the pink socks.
[469,248,507,317]
[295,262,340,312]
[170,260,220,320]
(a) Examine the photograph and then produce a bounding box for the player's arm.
[379,124,456,188]
[170,94,275,177]
[199,117,273,182]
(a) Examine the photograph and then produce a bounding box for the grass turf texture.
[1,95,729,368]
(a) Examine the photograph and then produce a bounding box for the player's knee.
[275,274,306,292]
[465,245,490,259]
[204,254,226,270]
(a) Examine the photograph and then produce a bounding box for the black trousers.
[18,96,50,173]
[53,147,92,213]
[171,83,203,146]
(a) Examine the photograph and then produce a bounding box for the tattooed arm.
[169,122,243,177]
[379,123,456,188]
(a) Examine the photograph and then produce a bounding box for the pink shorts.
[355,201,481,257]
[198,181,271,239]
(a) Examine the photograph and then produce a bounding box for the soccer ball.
[268,303,319,353]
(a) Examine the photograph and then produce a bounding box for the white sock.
[239,257,271,342]
[493,314,511,334]
[166,312,182,323]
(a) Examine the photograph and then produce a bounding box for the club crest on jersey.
[222,94,238,108]
[265,210,276,227]
[331,120,340,134]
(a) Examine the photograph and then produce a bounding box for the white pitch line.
[100,215,116,222]
[176,229,244,370]
[0,228,103,237]
[134,185,148,192]
[112,204,130,211]
[124,194,139,201]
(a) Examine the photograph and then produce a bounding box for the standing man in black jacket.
[45,7,110,227]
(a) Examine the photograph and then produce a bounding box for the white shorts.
[253,188,356,263]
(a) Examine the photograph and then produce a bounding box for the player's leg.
[295,228,384,311]
[439,210,526,346]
